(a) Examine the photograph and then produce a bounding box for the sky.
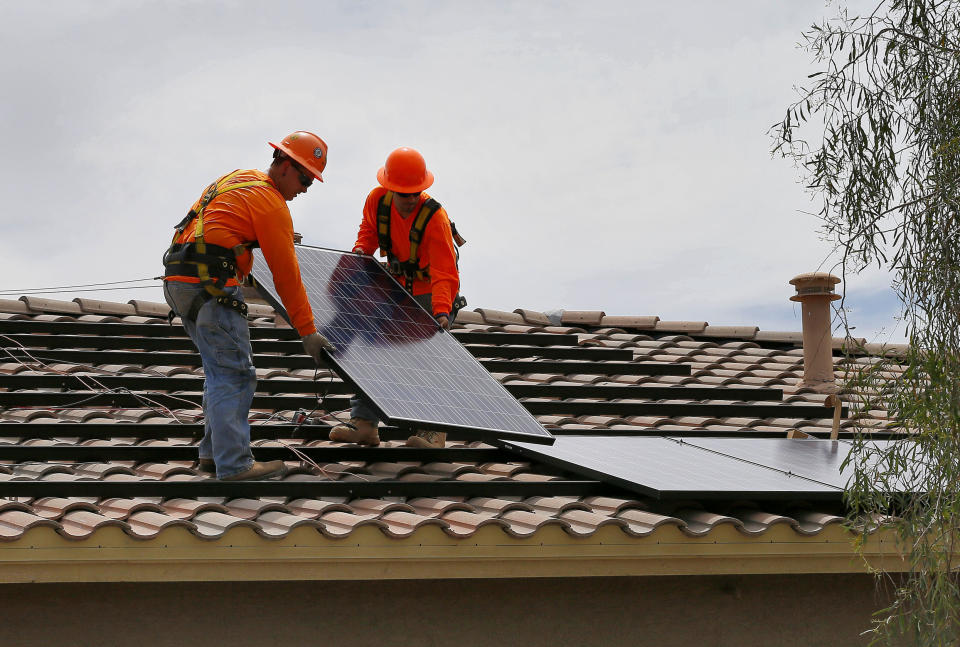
[0,0,904,342]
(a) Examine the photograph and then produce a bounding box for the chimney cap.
[789,272,841,302]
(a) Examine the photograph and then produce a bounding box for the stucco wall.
[0,574,887,647]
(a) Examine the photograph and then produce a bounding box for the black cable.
[0,276,163,295]
[0,277,161,294]
[292,365,350,434]
[0,285,162,296]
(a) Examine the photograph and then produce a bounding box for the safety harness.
[376,191,467,315]
[162,170,266,321]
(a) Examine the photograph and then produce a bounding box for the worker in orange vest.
[163,131,335,480]
[330,147,461,448]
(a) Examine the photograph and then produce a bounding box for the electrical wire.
[0,286,163,296]
[250,366,369,480]
[0,333,370,481]
[1,337,194,422]
[0,277,162,296]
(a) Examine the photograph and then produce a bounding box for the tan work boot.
[329,418,380,446]
[220,460,286,481]
[405,430,447,448]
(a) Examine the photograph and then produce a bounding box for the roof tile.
[0,509,60,539]
[97,498,165,519]
[598,315,658,329]
[754,330,803,344]
[655,321,707,333]
[440,510,507,536]
[729,508,797,534]
[348,499,412,516]
[473,308,526,325]
[73,298,137,316]
[788,510,845,534]
[286,498,351,518]
[250,510,321,536]
[191,510,259,538]
[452,309,484,325]
[126,510,193,537]
[673,508,743,535]
[700,325,760,338]
[0,292,902,550]
[59,510,126,538]
[19,296,84,315]
[31,497,99,519]
[0,299,31,315]
[127,300,171,318]
[559,509,627,536]
[560,310,605,326]
[615,509,682,536]
[512,309,552,325]
[161,499,228,519]
[380,510,447,537]
[224,498,289,520]
[499,509,565,536]
[581,496,646,515]
[406,497,472,517]
[317,510,385,538]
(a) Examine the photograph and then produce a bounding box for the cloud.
[0,1,899,338]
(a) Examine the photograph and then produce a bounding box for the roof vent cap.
[789,272,841,302]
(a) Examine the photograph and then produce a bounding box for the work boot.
[329,418,380,446]
[220,460,286,481]
[197,458,215,474]
[405,430,447,448]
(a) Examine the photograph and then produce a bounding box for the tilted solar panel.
[251,245,554,444]
[503,436,908,501]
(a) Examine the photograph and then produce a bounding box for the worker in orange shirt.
[162,131,335,481]
[330,147,461,448]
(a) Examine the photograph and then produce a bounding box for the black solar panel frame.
[251,245,554,445]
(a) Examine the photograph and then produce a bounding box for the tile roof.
[0,296,906,580]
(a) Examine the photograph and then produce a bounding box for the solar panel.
[251,245,554,444]
[502,436,908,500]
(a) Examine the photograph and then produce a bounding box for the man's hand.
[302,333,336,365]
[435,314,450,330]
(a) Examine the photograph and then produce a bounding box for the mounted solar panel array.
[251,246,554,445]
[502,436,915,501]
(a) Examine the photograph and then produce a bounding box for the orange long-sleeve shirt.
[165,169,317,336]
[353,187,460,315]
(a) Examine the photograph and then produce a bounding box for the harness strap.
[163,171,269,320]
[376,191,442,290]
[376,191,394,255]
[183,291,249,322]
[407,198,441,268]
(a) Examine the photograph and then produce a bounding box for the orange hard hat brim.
[269,141,324,182]
[377,166,434,193]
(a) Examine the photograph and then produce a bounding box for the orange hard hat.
[377,147,434,193]
[269,131,328,182]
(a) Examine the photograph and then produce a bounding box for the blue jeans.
[350,394,381,425]
[163,281,256,478]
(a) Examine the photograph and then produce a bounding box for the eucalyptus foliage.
[773,1,960,644]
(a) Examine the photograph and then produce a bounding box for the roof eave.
[0,523,907,583]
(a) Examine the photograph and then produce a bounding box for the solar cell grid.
[505,436,909,500]
[252,246,553,444]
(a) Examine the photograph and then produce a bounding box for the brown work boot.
[405,430,447,448]
[197,458,215,474]
[329,418,380,446]
[220,460,286,481]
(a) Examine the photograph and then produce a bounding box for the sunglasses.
[288,160,313,187]
[396,191,421,198]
